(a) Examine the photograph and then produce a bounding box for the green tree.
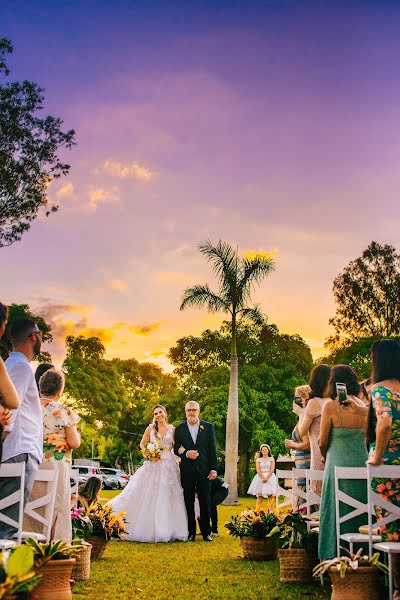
[169,321,312,494]
[0,303,53,362]
[0,38,75,247]
[327,241,400,351]
[180,241,275,503]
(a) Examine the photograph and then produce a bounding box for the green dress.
[318,407,368,560]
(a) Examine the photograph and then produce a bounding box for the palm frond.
[240,254,275,302]
[180,284,229,314]
[240,305,266,327]
[198,240,238,294]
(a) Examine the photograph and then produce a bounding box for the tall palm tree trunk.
[223,321,239,504]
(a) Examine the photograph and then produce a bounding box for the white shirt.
[3,352,43,463]
[187,420,200,444]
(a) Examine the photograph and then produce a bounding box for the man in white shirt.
[0,318,43,539]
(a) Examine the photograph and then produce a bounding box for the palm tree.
[180,240,275,504]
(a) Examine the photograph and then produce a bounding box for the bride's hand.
[178,446,186,455]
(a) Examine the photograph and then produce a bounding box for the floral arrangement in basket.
[269,511,315,551]
[313,548,388,580]
[0,545,41,599]
[142,440,165,462]
[71,507,93,541]
[25,538,83,568]
[84,502,127,540]
[225,501,281,539]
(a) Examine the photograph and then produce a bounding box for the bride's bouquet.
[142,440,164,462]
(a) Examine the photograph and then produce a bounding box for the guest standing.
[368,340,400,600]
[0,318,43,539]
[0,303,19,462]
[318,365,368,560]
[29,369,80,542]
[285,385,311,509]
[298,364,331,495]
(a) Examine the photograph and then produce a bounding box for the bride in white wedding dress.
[109,404,188,543]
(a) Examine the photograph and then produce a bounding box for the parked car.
[100,468,130,489]
[74,464,102,485]
[101,473,120,490]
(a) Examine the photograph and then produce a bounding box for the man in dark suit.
[174,401,218,542]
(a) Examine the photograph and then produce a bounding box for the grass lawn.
[73,492,330,600]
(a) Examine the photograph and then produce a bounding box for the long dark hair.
[152,404,168,434]
[309,364,331,399]
[367,340,400,444]
[78,477,102,505]
[328,364,360,398]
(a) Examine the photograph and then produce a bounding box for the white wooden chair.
[306,469,324,533]
[275,469,293,512]
[70,468,79,509]
[334,466,378,555]
[367,464,400,600]
[292,468,308,511]
[0,462,25,548]
[20,468,59,542]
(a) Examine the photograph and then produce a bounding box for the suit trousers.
[183,472,211,537]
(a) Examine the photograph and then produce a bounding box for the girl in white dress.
[109,404,188,543]
[247,444,276,507]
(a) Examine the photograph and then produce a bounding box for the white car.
[100,468,130,488]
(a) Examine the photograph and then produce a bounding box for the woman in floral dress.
[368,340,400,600]
[26,369,80,542]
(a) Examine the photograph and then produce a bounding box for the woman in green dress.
[368,339,400,600]
[318,364,369,560]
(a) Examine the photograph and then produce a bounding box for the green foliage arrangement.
[0,545,41,599]
[25,538,82,568]
[313,548,388,579]
[269,512,315,552]
[225,506,281,539]
[71,507,93,541]
[84,502,127,540]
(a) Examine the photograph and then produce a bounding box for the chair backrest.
[306,469,324,520]
[70,468,79,508]
[334,466,368,556]
[275,469,293,512]
[367,464,400,556]
[24,468,59,542]
[292,468,308,509]
[0,463,25,543]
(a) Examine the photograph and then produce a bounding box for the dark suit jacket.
[174,420,218,480]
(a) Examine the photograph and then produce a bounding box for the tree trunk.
[223,353,239,504]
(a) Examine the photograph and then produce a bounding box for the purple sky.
[2,1,400,368]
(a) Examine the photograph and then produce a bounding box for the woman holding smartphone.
[285,385,311,509]
[317,364,368,560]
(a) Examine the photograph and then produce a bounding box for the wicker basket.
[240,537,277,561]
[29,558,76,600]
[72,541,92,580]
[329,565,384,600]
[88,535,108,559]
[278,548,316,583]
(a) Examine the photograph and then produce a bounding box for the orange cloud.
[88,187,119,209]
[102,159,154,182]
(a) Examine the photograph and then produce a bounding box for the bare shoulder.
[321,399,334,414]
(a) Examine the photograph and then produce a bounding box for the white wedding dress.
[109,424,188,542]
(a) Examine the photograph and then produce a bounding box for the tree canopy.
[0,38,75,246]
[327,241,400,351]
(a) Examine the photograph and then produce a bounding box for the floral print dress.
[42,401,80,462]
[370,386,400,541]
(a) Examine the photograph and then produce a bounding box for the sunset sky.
[2,0,400,370]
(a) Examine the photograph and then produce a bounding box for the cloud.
[107,278,128,292]
[102,159,154,182]
[88,187,120,209]
[127,322,161,336]
[56,182,75,198]
[154,271,194,285]
[244,248,278,261]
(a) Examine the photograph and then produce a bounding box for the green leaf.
[7,545,34,577]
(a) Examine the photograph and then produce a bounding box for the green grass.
[73,495,329,600]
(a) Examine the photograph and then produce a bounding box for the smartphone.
[293,396,303,407]
[336,382,348,405]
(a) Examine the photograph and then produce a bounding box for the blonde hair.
[295,385,311,399]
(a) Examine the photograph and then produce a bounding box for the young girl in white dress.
[247,444,276,507]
